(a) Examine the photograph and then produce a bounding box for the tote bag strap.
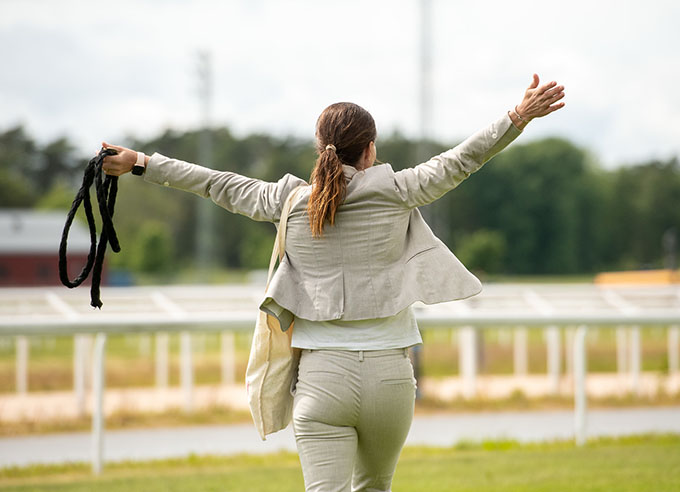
[265,185,307,289]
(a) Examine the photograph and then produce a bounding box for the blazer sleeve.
[143,153,308,223]
[393,112,522,209]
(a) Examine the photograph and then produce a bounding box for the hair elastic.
[325,144,336,152]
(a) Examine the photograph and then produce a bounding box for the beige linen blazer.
[144,112,522,330]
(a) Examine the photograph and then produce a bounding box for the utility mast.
[412,0,434,397]
[196,50,214,277]
[419,0,433,150]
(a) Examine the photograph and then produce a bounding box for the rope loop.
[59,147,121,308]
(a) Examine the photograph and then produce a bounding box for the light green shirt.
[291,305,422,350]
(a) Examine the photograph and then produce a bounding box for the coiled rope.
[59,147,121,308]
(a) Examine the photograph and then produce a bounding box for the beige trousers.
[292,348,416,492]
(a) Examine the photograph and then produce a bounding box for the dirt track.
[1,372,678,422]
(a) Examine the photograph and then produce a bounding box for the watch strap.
[131,151,146,176]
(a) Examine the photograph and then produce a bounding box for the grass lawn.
[0,434,678,491]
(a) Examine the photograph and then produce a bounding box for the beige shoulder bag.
[245,185,306,440]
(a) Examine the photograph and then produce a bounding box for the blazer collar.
[342,164,359,182]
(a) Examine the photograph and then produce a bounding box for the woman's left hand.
[100,142,139,176]
[516,74,565,121]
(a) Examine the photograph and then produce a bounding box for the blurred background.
[1,0,679,281]
[0,0,679,489]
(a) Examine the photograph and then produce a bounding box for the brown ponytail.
[308,102,377,237]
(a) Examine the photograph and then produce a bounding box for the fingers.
[100,142,129,167]
[546,101,566,114]
[102,161,122,176]
[538,87,565,115]
[537,80,557,95]
[528,73,539,89]
[543,87,565,106]
[102,141,125,152]
[549,90,565,103]
[96,142,117,156]
[102,159,113,174]
[544,84,564,97]
[536,101,566,117]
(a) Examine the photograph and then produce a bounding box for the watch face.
[131,165,145,176]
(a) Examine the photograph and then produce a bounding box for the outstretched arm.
[393,74,565,208]
[100,144,306,223]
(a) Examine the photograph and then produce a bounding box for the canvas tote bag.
[246,185,306,440]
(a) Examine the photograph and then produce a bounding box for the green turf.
[1,434,678,491]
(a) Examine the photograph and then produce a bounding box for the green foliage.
[129,222,174,273]
[438,138,602,274]
[33,137,80,193]
[457,229,507,274]
[0,126,38,176]
[2,124,679,277]
[604,158,680,269]
[0,127,80,201]
[0,170,35,207]
[238,221,276,269]
[34,181,78,211]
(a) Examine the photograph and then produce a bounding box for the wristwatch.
[131,152,146,176]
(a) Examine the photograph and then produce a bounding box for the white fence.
[1,283,679,473]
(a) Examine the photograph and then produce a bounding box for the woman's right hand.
[515,74,565,121]
[100,142,143,176]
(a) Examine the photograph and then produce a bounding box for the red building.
[0,210,95,287]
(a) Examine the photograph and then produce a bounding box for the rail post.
[616,326,628,374]
[155,332,169,388]
[668,325,679,375]
[73,334,87,416]
[91,332,107,474]
[513,326,528,376]
[546,325,561,394]
[15,336,28,394]
[180,331,193,413]
[458,326,477,398]
[573,325,587,446]
[221,331,235,384]
[629,325,641,396]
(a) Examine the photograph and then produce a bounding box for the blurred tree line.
[1,124,678,277]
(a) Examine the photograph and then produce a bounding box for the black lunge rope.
[59,147,121,308]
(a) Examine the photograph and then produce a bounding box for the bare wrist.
[508,108,528,131]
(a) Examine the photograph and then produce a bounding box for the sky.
[1,0,679,168]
